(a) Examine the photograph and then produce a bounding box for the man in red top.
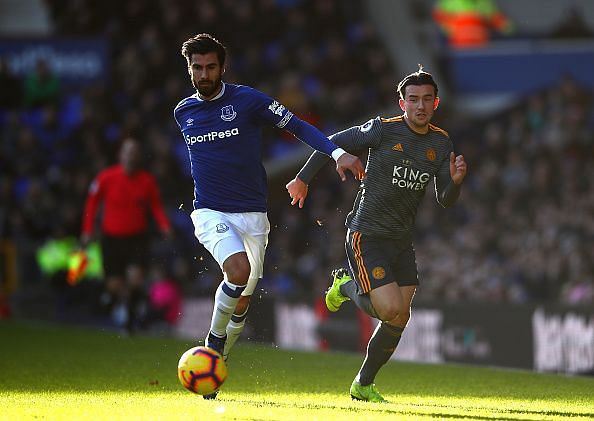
[432,0,513,49]
[81,137,171,332]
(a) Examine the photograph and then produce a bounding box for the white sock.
[224,306,249,359]
[209,278,246,338]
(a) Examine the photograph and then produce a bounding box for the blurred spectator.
[0,58,22,110]
[551,6,594,39]
[80,137,172,333]
[147,264,182,328]
[561,277,594,305]
[23,59,61,109]
[433,0,513,48]
[0,292,11,319]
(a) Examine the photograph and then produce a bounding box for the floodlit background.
[1,0,593,374]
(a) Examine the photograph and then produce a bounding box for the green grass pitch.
[1,320,593,420]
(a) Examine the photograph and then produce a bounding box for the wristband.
[331,148,346,161]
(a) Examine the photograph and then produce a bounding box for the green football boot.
[350,380,387,403]
[325,268,351,312]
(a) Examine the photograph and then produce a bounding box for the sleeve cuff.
[331,147,346,161]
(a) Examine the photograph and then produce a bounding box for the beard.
[193,76,222,98]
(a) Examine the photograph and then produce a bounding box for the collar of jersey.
[194,82,226,102]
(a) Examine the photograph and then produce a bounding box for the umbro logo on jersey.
[392,143,403,152]
[186,118,194,126]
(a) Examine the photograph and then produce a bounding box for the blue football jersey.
[174,83,337,212]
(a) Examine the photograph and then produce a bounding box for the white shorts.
[191,208,270,296]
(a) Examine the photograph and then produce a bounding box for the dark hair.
[181,33,226,66]
[397,65,438,99]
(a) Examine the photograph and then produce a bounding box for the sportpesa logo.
[185,128,240,145]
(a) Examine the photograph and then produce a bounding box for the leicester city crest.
[220,105,237,121]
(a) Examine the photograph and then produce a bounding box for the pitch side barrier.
[318,302,594,375]
[176,298,593,375]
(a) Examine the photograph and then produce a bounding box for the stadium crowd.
[0,1,592,326]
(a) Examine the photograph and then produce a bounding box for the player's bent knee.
[374,300,410,323]
[375,304,400,322]
[223,254,251,286]
[386,310,410,327]
[227,269,250,286]
[370,282,405,321]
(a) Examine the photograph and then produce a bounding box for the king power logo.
[392,165,430,190]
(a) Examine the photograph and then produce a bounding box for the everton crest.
[220,105,237,121]
[216,223,229,233]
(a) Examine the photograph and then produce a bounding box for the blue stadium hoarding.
[0,38,109,86]
[448,40,594,94]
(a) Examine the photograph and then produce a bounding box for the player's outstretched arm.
[284,115,365,182]
[287,150,362,209]
[286,121,375,207]
[287,150,364,208]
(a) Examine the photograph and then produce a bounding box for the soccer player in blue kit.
[173,33,365,399]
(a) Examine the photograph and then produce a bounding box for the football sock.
[209,278,246,338]
[339,279,378,319]
[224,304,250,359]
[357,322,404,386]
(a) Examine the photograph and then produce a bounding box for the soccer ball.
[177,346,228,395]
